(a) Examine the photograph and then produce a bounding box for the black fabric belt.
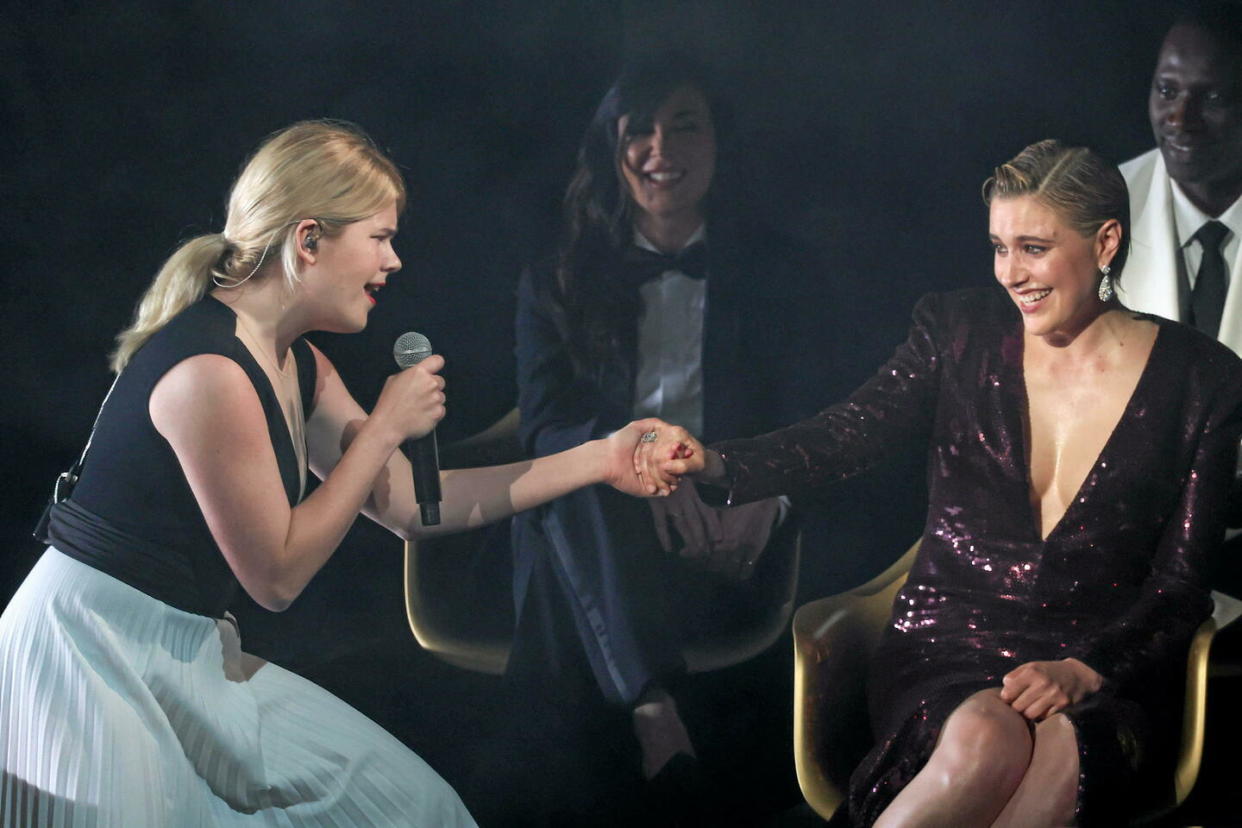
[47,498,236,618]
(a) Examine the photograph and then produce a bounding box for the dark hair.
[555,54,727,376]
[982,139,1131,280]
[1171,0,1242,48]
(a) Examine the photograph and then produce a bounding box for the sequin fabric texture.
[712,288,1242,824]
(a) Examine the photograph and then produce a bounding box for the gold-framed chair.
[791,539,1221,824]
[404,408,803,676]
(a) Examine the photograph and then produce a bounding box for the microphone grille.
[393,331,433,368]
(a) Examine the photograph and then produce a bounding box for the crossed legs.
[874,689,1079,828]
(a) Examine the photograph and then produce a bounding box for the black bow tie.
[622,240,708,285]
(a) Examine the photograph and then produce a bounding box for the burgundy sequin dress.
[710,288,1242,825]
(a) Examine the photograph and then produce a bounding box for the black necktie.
[622,240,708,287]
[1191,221,1230,339]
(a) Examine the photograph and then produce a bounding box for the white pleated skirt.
[0,548,477,827]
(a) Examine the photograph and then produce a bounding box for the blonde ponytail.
[111,233,229,372]
[110,119,405,374]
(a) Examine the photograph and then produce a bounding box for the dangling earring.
[1097,264,1114,303]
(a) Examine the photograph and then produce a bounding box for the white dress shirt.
[1170,183,1241,290]
[631,224,707,437]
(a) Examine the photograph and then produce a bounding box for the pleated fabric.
[0,548,477,828]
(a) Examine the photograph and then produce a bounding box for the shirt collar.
[633,222,707,255]
[1171,181,1242,249]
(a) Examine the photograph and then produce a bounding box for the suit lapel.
[1120,150,1242,356]
[1219,234,1242,356]
[1118,150,1183,322]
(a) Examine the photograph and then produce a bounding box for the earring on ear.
[1097,264,1114,303]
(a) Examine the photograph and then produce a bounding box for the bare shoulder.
[149,354,264,435]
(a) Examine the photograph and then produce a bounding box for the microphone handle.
[406,431,442,526]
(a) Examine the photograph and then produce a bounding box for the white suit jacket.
[1118,148,1242,356]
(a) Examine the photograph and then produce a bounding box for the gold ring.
[640,431,658,443]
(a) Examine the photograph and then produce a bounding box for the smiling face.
[617,84,716,243]
[990,196,1119,340]
[1149,23,1242,214]
[302,202,401,333]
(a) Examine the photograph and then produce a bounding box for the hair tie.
[212,227,281,289]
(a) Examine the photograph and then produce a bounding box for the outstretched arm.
[157,344,653,613]
[638,294,949,503]
[305,344,654,541]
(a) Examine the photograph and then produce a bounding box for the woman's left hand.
[999,658,1104,720]
[602,419,673,498]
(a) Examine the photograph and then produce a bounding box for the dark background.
[1,1,1196,823]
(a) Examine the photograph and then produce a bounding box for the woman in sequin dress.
[634,139,1242,826]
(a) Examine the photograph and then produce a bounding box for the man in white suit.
[1118,3,1242,352]
[1121,2,1242,634]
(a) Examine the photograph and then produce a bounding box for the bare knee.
[1033,711,1077,747]
[1033,714,1080,817]
[933,690,1033,794]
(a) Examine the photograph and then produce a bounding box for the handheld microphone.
[393,331,442,526]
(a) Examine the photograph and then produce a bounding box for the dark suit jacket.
[508,217,859,703]
[514,218,841,460]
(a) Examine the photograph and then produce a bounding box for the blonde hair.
[111,119,406,372]
[982,138,1130,278]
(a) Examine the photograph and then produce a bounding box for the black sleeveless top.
[47,296,317,618]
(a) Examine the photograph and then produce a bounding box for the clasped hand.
[629,420,709,495]
[999,658,1104,721]
[605,419,774,578]
[598,418,707,498]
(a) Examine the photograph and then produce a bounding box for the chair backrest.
[682,520,802,673]
[403,408,524,675]
[792,539,920,819]
[405,526,514,675]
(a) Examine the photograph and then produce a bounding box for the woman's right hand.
[999,658,1103,720]
[632,422,710,495]
[371,354,447,444]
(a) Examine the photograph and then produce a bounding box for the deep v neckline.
[1017,319,1166,544]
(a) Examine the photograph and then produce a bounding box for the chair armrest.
[1174,615,1218,805]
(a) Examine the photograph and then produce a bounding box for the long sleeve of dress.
[709,293,946,506]
[1073,361,1242,689]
